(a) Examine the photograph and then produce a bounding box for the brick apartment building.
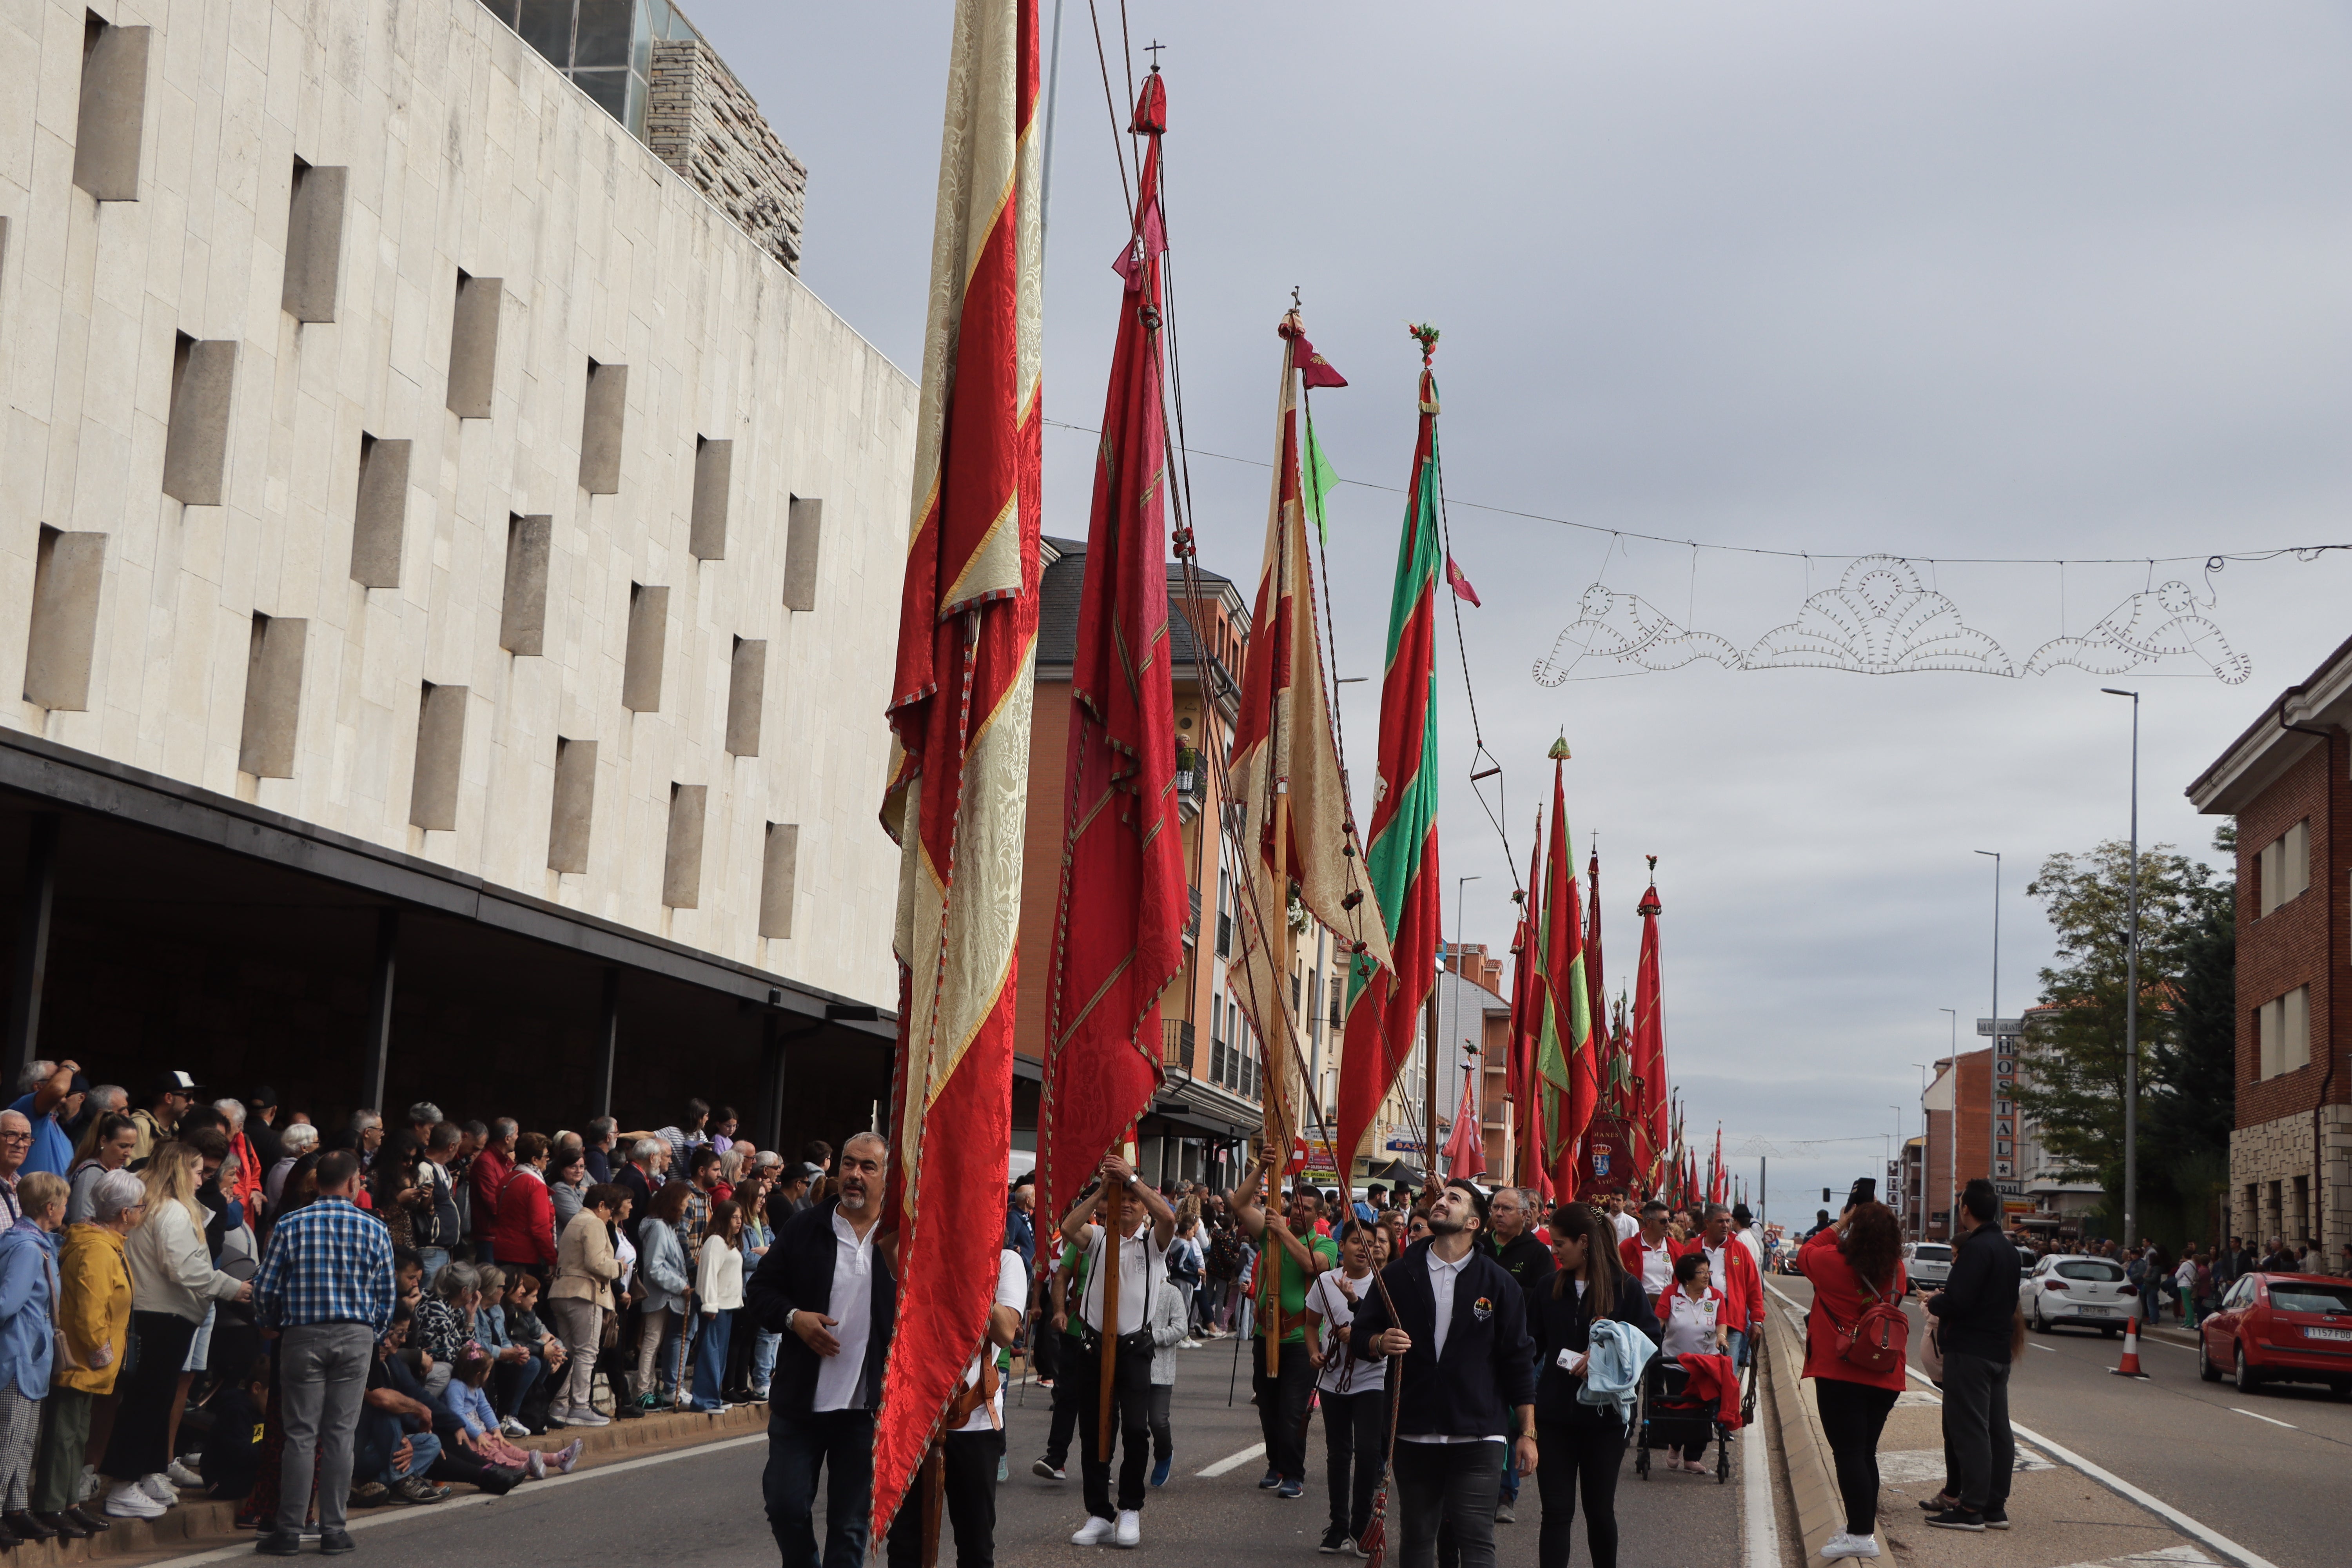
[2189,635,2352,1255]
[1920,1047,1993,1241]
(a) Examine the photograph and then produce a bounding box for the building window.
[2257,820,2310,916]
[2258,985,2311,1079]
[479,0,704,141]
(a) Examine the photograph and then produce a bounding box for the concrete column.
[757,1013,788,1152]
[5,815,60,1080]
[592,967,620,1120]
[359,908,398,1114]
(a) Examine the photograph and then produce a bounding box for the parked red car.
[2198,1271,2352,1396]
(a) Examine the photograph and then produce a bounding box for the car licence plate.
[2307,1326,2352,1342]
[2076,1306,2114,1316]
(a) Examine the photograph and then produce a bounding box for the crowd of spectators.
[0,1060,840,1556]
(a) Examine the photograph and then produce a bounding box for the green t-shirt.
[1256,1230,1340,1343]
[1058,1241,1091,1340]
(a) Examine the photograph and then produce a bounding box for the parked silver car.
[2019,1253,2135,1336]
[1904,1241,1953,1292]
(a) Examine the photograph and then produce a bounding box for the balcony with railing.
[1162,1018,1195,1075]
[1183,885,1201,947]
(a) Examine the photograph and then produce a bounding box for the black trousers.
[1392,1440,1503,1568]
[1813,1379,1900,1538]
[102,1311,200,1480]
[1535,1416,1625,1568]
[1032,1324,1060,1382]
[1250,1336,1316,1483]
[1065,1335,1152,1519]
[1939,1351,2014,1513]
[1044,1345,1081,1468]
[1320,1386,1385,1539]
[886,1429,1005,1568]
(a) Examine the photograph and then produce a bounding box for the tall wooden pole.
[1098,1170,1123,1461]
[1425,984,1441,1181]
[1264,787,1292,1378]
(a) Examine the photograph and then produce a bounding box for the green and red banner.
[1532,746,1597,1195]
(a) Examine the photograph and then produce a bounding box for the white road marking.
[1742,1359,1781,1568]
[2227,1406,2296,1430]
[2028,1341,2058,1351]
[1760,1279,2280,1568]
[1196,1441,1268,1478]
[136,1434,768,1567]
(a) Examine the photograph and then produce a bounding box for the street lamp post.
[1975,849,2002,1212]
[2103,688,2141,1249]
[1938,1007,1958,1240]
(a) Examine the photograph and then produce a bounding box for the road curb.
[1760,1289,1880,1561]
[3,1403,768,1567]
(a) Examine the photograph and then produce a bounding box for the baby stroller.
[1633,1353,1735,1483]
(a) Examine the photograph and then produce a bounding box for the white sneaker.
[104,1479,166,1519]
[1072,1515,1116,1546]
[526,1450,547,1479]
[1820,1532,1881,1561]
[500,1416,531,1438]
[139,1472,178,1505]
[76,1465,100,1503]
[567,1408,611,1427]
[167,1456,205,1488]
[1115,1510,1142,1548]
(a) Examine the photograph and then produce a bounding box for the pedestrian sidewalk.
[1759,1287,2224,1568]
[11,1403,767,1568]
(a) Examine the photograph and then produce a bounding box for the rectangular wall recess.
[500,514,552,655]
[663,784,707,909]
[23,526,106,711]
[409,682,467,831]
[350,433,411,587]
[548,737,597,874]
[622,583,667,711]
[579,358,627,493]
[726,637,765,756]
[73,20,150,201]
[281,160,347,321]
[759,822,799,939]
[446,270,502,417]
[689,437,733,559]
[162,335,236,506]
[782,496,822,610]
[237,612,306,777]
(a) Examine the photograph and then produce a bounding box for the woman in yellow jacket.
[34,1169,146,1535]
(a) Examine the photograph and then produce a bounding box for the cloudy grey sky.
[696,1,2352,1213]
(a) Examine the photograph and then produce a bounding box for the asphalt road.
[1771,1271,2350,1568]
[136,1339,1751,1567]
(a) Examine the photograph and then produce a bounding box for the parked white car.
[2020,1253,2135,1336]
[1904,1241,1953,1292]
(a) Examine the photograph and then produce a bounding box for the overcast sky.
[695,1,2352,1216]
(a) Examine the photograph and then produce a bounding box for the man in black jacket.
[1923,1178,2019,1532]
[1485,1187,1552,1525]
[1351,1180,1538,1568]
[746,1132,896,1568]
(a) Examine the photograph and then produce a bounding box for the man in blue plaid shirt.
[252,1149,396,1557]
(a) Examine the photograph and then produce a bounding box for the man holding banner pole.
[1232,1148,1338,1500]
[1058,1152,1176,1548]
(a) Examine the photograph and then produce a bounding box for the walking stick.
[1356,1267,1409,1568]
[918,1442,946,1568]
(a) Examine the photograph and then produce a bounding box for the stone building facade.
[0,0,913,1143]
[2190,635,2352,1256]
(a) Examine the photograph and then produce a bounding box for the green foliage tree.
[2014,831,2233,1245]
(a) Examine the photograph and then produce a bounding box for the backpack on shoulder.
[1830,1277,1909,1376]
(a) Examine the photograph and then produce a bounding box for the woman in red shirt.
[1798,1201,1907,1562]
[491,1132,559,1281]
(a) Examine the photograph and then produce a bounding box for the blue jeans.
[751,1329,781,1392]
[690,1312,732,1411]
[391,1430,442,1481]
[765,1407,875,1568]
[1727,1328,1749,1370]
[418,1247,451,1292]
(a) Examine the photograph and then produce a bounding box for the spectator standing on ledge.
[65,1113,136,1226]
[0,1171,68,1546]
[1797,1195,1909,1563]
[38,1168,143,1537]
[657,1102,713,1171]
[547,1184,627,1428]
[469,1120,517,1265]
[129,1073,198,1164]
[1922,1178,2020,1534]
[10,1061,83,1178]
[250,1149,394,1558]
[748,1131,894,1568]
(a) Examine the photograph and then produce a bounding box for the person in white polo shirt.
[884,1247,1025,1568]
[1058,1153,1176,1549]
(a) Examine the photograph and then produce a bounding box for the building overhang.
[2187,630,2352,814]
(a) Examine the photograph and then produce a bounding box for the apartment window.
[1216,870,1232,957]
[23,526,105,711]
[548,737,596,873]
[690,437,733,560]
[73,18,149,201]
[1209,996,1227,1087]
[446,270,502,417]
[663,783,706,908]
[759,823,798,938]
[237,613,306,778]
[281,160,347,321]
[410,683,467,831]
[783,497,823,610]
[350,433,411,587]
[2258,985,2311,1079]
[1329,975,1345,1029]
[2257,820,2311,916]
[579,358,627,494]
[162,335,236,506]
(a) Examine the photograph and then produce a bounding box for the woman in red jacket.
[1798,1200,1907,1562]
[492,1132,559,1281]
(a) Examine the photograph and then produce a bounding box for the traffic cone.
[2111,1316,2149,1379]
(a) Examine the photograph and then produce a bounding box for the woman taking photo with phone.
[1525,1203,1658,1568]
[1798,1192,1908,1562]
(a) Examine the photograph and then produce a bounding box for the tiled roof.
[1035,538,1236,681]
